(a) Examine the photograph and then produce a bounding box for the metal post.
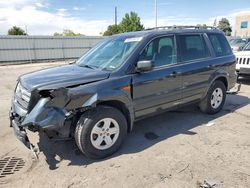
[115,6,117,25]
[155,0,157,28]
[33,37,37,62]
[62,37,66,63]
[25,25,32,63]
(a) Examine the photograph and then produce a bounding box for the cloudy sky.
[0,0,249,36]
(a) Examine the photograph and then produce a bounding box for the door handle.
[170,71,181,77]
[207,64,215,68]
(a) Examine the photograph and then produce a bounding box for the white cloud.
[143,9,250,35]
[0,0,48,8]
[35,2,45,8]
[0,0,32,6]
[1,1,249,36]
[56,8,67,16]
[0,2,111,36]
[73,6,86,11]
[57,8,67,12]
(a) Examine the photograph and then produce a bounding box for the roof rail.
[145,25,218,31]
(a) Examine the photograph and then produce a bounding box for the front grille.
[15,83,31,110]
[236,57,250,65]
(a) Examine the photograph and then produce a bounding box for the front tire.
[75,105,127,159]
[199,80,226,114]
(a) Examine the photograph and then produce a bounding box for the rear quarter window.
[207,33,232,57]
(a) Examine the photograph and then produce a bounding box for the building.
[235,13,250,37]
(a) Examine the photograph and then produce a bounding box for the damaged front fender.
[20,86,88,130]
[21,97,66,130]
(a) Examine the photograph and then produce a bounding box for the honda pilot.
[10,26,237,159]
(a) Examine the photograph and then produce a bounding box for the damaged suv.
[10,26,237,159]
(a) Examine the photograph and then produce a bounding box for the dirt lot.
[0,62,250,188]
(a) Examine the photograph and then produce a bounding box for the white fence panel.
[0,36,104,63]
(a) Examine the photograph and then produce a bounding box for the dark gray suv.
[10,26,237,159]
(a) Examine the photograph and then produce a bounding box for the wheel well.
[215,77,228,90]
[97,100,131,132]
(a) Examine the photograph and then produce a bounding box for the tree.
[217,18,232,36]
[196,24,207,29]
[103,24,121,36]
[53,29,82,36]
[103,11,144,36]
[8,26,27,35]
[53,32,62,36]
[120,12,144,33]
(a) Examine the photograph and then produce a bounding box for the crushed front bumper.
[10,118,39,158]
[9,97,70,159]
[11,119,30,148]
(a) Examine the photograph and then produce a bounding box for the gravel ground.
[0,62,249,188]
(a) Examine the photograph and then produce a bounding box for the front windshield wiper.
[81,64,99,70]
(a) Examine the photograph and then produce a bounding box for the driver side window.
[139,36,177,67]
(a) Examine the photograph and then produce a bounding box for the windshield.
[76,36,142,71]
[243,42,250,51]
[230,39,247,46]
[230,39,240,45]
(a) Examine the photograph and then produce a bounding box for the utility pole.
[24,25,32,63]
[115,6,117,25]
[25,25,28,35]
[213,17,217,27]
[155,0,157,28]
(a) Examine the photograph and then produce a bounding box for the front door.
[132,35,182,118]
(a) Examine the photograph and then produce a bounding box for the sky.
[0,0,250,36]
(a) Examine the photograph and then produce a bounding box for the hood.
[235,50,250,57]
[20,64,110,91]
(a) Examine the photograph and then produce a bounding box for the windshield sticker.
[124,37,143,43]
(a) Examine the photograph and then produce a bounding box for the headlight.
[15,82,31,103]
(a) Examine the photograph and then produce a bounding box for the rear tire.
[199,80,226,114]
[75,105,127,159]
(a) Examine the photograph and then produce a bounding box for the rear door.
[176,33,214,103]
[132,35,182,118]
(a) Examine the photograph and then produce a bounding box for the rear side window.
[178,34,210,62]
[207,34,232,57]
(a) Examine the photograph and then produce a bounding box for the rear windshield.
[207,33,232,57]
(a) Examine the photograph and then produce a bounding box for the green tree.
[53,32,62,36]
[8,26,27,35]
[103,24,121,36]
[217,18,232,36]
[53,29,83,36]
[120,11,144,33]
[103,11,144,36]
[196,24,207,29]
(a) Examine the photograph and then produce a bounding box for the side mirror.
[136,60,153,72]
